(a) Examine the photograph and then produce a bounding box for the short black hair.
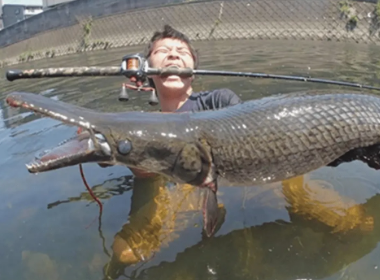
[144,24,199,69]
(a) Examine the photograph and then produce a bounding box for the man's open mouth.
[6,92,113,173]
[165,64,181,68]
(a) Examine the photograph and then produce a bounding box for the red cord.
[76,127,103,228]
[79,163,103,211]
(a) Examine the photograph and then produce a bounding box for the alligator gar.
[6,90,380,237]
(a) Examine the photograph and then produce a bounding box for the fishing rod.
[6,53,380,105]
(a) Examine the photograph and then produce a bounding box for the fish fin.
[201,202,226,241]
[201,180,219,237]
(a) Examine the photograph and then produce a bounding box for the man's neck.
[157,87,193,112]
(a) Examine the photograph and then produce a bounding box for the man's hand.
[129,76,143,88]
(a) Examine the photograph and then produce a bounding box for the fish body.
[6,90,380,237]
[188,91,380,184]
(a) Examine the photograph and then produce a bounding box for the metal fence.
[0,0,380,67]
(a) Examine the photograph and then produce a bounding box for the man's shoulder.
[176,88,242,112]
[193,88,242,107]
[194,88,238,98]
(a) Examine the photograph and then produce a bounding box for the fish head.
[5,92,129,173]
[30,129,114,173]
[6,91,220,238]
[5,92,213,185]
[102,119,214,185]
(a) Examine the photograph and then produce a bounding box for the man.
[103,25,242,177]
[144,24,241,113]
[102,26,238,244]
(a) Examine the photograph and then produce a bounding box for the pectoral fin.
[202,181,219,237]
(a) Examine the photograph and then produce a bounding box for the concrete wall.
[0,0,189,48]
[0,0,378,67]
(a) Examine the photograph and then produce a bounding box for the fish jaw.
[6,92,115,173]
[5,92,215,183]
[6,91,223,237]
[27,131,113,173]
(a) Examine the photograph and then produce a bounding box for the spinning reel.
[119,53,159,106]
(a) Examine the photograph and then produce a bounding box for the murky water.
[1,39,380,280]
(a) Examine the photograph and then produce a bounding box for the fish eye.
[117,140,132,155]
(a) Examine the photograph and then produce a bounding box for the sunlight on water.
[0,39,380,280]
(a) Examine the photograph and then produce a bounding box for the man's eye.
[179,50,191,56]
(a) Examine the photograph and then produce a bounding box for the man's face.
[148,38,195,92]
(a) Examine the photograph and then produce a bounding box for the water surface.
[1,39,380,280]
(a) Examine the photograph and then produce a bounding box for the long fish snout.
[6,92,116,173]
[27,130,114,173]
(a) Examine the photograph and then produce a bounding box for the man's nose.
[167,49,180,59]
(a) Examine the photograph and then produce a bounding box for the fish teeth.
[57,135,78,146]
[58,139,68,146]
[26,149,85,172]
[26,163,37,170]
[26,154,79,171]
[26,160,45,170]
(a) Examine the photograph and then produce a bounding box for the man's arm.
[224,88,242,106]
[213,88,242,108]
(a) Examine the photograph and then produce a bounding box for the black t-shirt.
[175,88,242,112]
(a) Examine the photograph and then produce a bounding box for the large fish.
[6,90,380,237]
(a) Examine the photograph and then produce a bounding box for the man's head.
[144,25,199,98]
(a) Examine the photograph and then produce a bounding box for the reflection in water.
[45,173,209,277]
[2,39,380,280]
[46,174,135,262]
[94,174,378,280]
[103,176,209,278]
[22,250,59,280]
[47,175,134,210]
[129,191,380,280]
[104,180,212,279]
[283,176,374,234]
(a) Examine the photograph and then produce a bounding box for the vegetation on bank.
[339,0,359,30]
[2,15,113,67]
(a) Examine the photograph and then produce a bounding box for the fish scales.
[8,90,380,238]
[187,92,380,184]
[6,90,380,186]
